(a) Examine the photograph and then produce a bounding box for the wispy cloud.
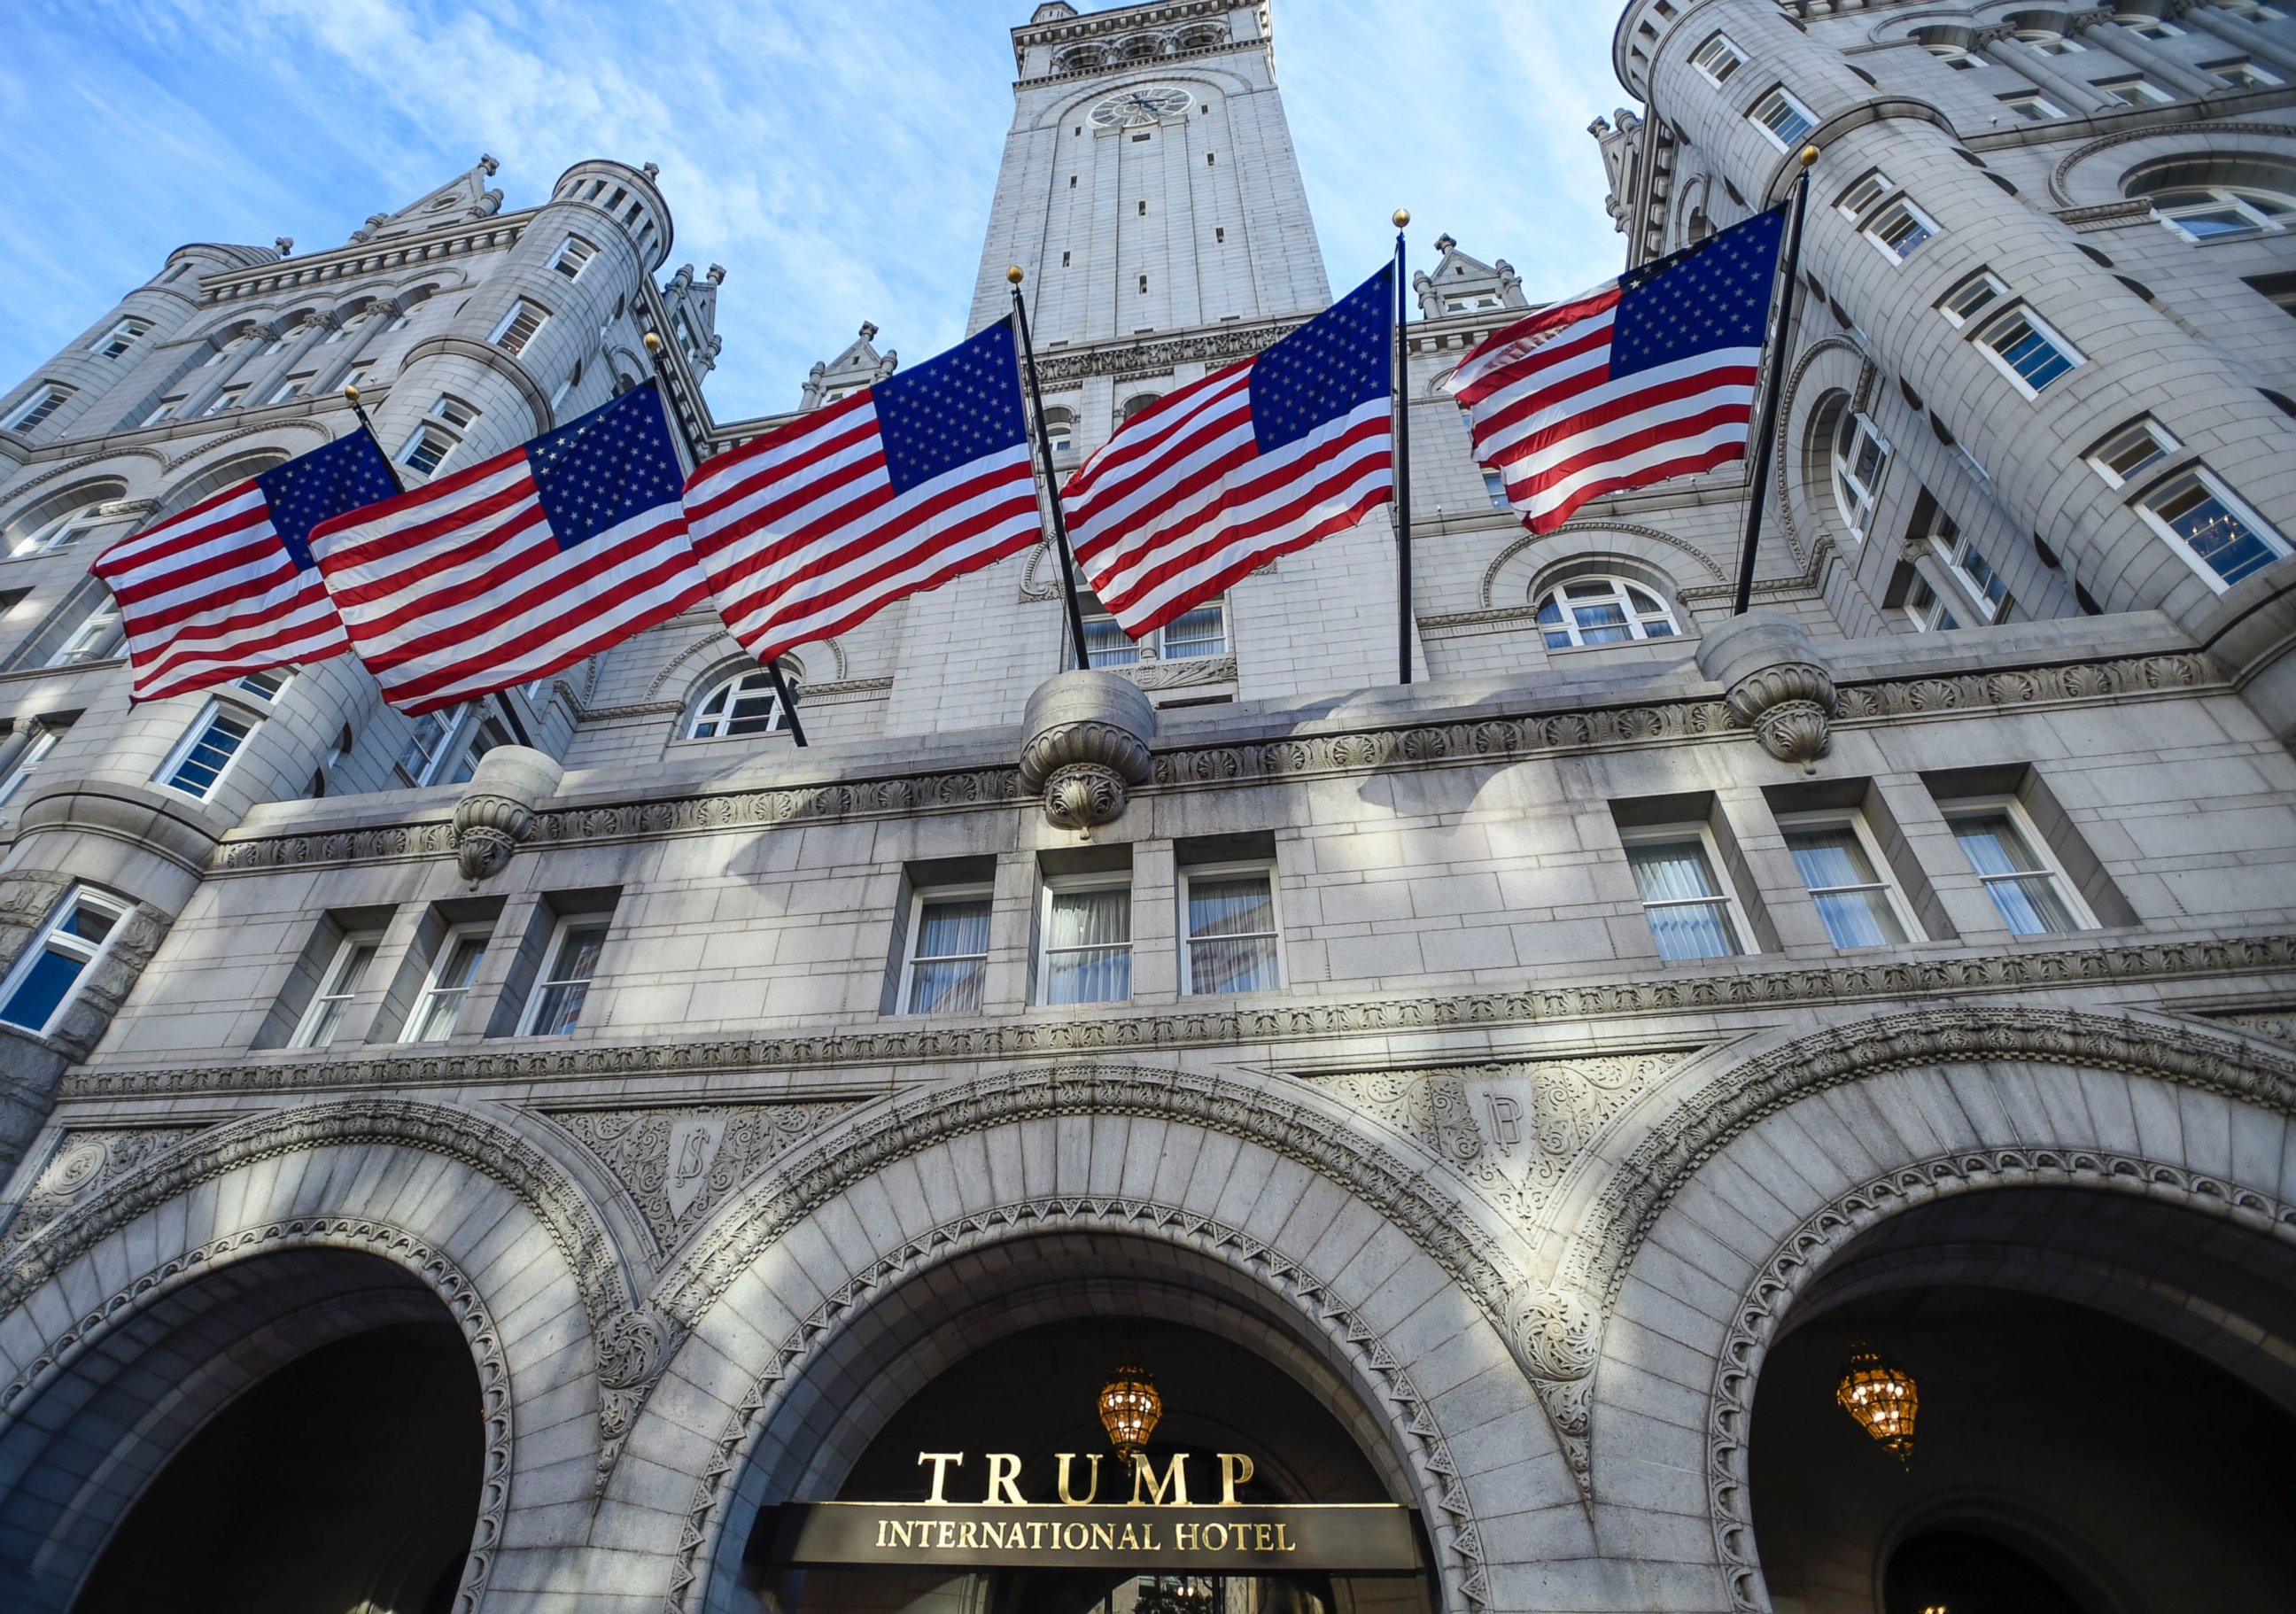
[3,0,1633,423]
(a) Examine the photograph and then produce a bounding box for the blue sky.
[0,0,1634,423]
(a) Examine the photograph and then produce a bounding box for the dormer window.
[92,318,152,359]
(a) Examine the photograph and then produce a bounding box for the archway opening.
[1745,1187,2296,1614]
[0,1246,489,1614]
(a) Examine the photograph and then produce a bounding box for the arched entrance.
[1744,1186,2296,1612]
[0,1245,497,1614]
[701,1227,1445,1614]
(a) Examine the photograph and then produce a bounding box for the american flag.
[684,322,1038,664]
[1066,267,1394,640]
[93,431,398,702]
[1447,207,1787,534]
[307,383,707,715]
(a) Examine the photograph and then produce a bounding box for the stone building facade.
[0,1,2292,1611]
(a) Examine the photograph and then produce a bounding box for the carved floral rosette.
[453,792,534,881]
[1724,661,1837,769]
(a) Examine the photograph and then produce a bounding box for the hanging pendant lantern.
[1835,1342,1919,1463]
[1098,1361,1162,1458]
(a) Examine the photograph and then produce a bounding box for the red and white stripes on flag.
[683,321,1039,665]
[1065,268,1395,640]
[307,383,707,715]
[93,430,398,702]
[1447,206,1788,535]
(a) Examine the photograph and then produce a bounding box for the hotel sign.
[763,1451,1424,1573]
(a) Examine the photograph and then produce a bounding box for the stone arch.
[653,1196,1516,1614]
[1479,520,1726,609]
[0,1222,511,1614]
[156,417,330,472]
[643,631,835,701]
[0,475,130,548]
[152,446,292,520]
[1031,67,1257,134]
[1773,335,1869,570]
[2047,120,2296,206]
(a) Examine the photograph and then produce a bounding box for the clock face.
[1088,84,1192,128]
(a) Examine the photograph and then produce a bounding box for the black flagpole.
[1731,146,1818,617]
[1007,267,1094,672]
[640,333,806,747]
[1392,211,1414,687]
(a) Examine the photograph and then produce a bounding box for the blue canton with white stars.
[1610,206,1785,381]
[527,382,686,552]
[1250,266,1393,456]
[873,322,1027,496]
[256,431,399,571]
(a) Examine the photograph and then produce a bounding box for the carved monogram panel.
[547,1103,859,1261]
[3,1128,204,1250]
[1308,1054,1688,1225]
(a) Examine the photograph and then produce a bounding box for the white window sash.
[1177,861,1284,996]
[404,923,493,1043]
[518,915,611,1036]
[1036,875,1134,1006]
[1618,823,1755,959]
[900,884,996,1014]
[0,885,131,1035]
[290,929,384,1049]
[1775,810,1921,946]
[1940,796,2099,931]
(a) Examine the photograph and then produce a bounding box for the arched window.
[1041,407,1076,459]
[4,479,128,561]
[1534,577,1681,648]
[2127,157,2296,242]
[156,452,289,521]
[1119,392,1162,423]
[1831,408,1890,542]
[686,667,795,738]
[2013,26,2083,55]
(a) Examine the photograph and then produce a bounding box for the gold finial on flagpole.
[1007,265,1025,284]
[643,331,663,354]
[1800,144,1820,167]
[1392,208,1410,229]
[343,384,361,405]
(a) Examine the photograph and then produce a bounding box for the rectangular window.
[157,702,255,798]
[269,373,314,404]
[0,886,130,1035]
[203,386,248,415]
[1945,532,2012,620]
[1074,595,1139,668]
[0,728,58,807]
[141,398,184,427]
[1038,877,1132,1005]
[519,917,609,1035]
[1160,601,1227,659]
[1623,829,1744,961]
[902,887,993,1013]
[1943,802,2091,934]
[1181,865,1282,995]
[2121,17,2181,38]
[430,394,479,430]
[343,365,372,393]
[1977,307,2083,395]
[489,299,549,355]
[1749,87,1818,151]
[1692,32,1745,83]
[5,387,70,432]
[92,318,152,358]
[1865,197,1939,261]
[552,235,598,278]
[1836,170,1891,219]
[400,424,457,476]
[290,930,383,1049]
[1483,468,1510,509]
[1902,573,1959,632]
[1780,814,1912,948]
[405,924,492,1042]
[1836,413,1889,539]
[46,592,126,666]
[1999,90,2066,120]
[2207,57,2284,88]
[1938,271,2007,328]
[2095,74,2174,105]
[395,704,477,786]
[2137,468,2292,588]
[2086,418,2178,487]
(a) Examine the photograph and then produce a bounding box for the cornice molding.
[61,930,2296,1101]
[1030,319,1302,386]
[2045,116,2296,206]
[197,216,532,304]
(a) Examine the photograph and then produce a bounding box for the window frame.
[900,882,997,1016]
[1831,412,1891,542]
[45,588,126,666]
[402,921,494,1044]
[1534,575,1685,649]
[1618,821,1752,963]
[489,298,551,355]
[1900,571,1960,632]
[1939,795,2098,934]
[2086,418,2179,488]
[92,318,153,359]
[154,698,259,800]
[517,913,612,1036]
[552,234,599,280]
[1863,196,1940,263]
[0,885,132,1036]
[1836,169,1892,221]
[685,667,793,739]
[2206,56,2285,89]
[1938,270,2009,329]
[288,928,384,1050]
[1177,859,1285,997]
[2145,183,2293,243]
[1691,31,1746,86]
[1938,530,2012,621]
[1775,809,1920,950]
[0,728,58,808]
[12,501,112,560]
[1974,304,2085,397]
[2134,464,2293,591]
[4,387,71,433]
[2094,74,2175,106]
[1036,872,1135,1007]
[1998,89,2067,120]
[1748,86,1819,151]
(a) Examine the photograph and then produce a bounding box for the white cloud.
[1,0,1639,423]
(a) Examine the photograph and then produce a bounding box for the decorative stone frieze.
[451,745,562,881]
[1697,610,1838,769]
[0,1126,203,1250]
[1016,671,1154,830]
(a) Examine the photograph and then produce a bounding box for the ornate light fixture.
[1098,1361,1162,1458]
[1835,1342,1919,1463]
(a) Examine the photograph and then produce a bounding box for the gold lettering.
[1121,1523,1141,1550]
[917,1452,964,1504]
[958,1521,979,1548]
[1028,1521,1047,1548]
[1174,1522,1198,1551]
[1143,1523,1160,1550]
[984,1453,1027,1506]
[1256,1523,1274,1552]
[1055,1452,1102,1505]
[1218,1453,1255,1505]
[1130,1452,1191,1507]
[1276,1522,1295,1553]
[1091,1523,1115,1550]
[1062,1521,1090,1551]
[1204,1523,1228,1551]
[890,1520,913,1548]
[876,1517,891,1548]
[937,1519,956,1548]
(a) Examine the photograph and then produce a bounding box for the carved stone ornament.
[1726,660,1837,770]
[1017,671,1155,831]
[450,745,562,881]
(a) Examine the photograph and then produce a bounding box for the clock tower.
[967,1,1330,359]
